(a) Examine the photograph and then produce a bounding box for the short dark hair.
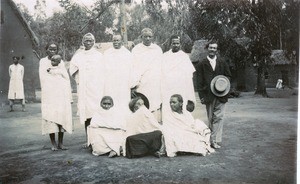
[205,39,218,49]
[129,96,142,112]
[12,56,20,60]
[45,42,59,51]
[170,94,183,104]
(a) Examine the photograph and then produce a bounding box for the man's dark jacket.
[195,57,232,104]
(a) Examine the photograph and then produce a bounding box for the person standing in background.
[8,56,25,112]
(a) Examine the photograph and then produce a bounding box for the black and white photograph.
[0,0,299,183]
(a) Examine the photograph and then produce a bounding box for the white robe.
[131,43,163,111]
[161,50,196,114]
[103,46,133,116]
[87,107,126,156]
[162,109,214,157]
[126,106,161,137]
[39,57,73,134]
[69,48,105,124]
[8,64,24,99]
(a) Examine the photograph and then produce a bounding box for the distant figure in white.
[39,43,73,151]
[131,28,163,123]
[8,56,25,112]
[70,33,105,148]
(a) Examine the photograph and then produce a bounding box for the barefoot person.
[87,96,126,157]
[39,43,73,151]
[8,56,25,112]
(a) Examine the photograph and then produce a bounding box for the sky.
[12,0,142,17]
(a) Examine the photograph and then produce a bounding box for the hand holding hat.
[210,75,230,97]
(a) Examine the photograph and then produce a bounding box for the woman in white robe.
[87,96,126,157]
[162,94,214,157]
[39,48,73,151]
[125,97,165,158]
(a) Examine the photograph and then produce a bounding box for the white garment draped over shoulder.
[88,107,126,156]
[69,48,105,124]
[162,109,214,157]
[126,106,161,137]
[39,57,73,134]
[161,50,196,112]
[8,64,24,99]
[103,46,133,116]
[131,43,163,111]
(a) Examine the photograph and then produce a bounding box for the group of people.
[37,27,231,158]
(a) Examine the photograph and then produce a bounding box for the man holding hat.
[195,40,231,149]
[8,56,25,112]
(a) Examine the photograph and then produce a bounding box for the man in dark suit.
[195,40,231,149]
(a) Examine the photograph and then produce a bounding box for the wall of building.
[0,0,39,101]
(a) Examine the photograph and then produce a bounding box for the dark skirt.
[126,130,162,158]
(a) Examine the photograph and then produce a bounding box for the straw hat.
[210,75,230,97]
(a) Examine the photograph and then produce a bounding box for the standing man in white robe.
[69,33,105,148]
[8,56,25,112]
[103,34,133,117]
[131,28,163,122]
[161,35,196,121]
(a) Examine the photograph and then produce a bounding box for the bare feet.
[211,142,221,149]
[8,109,14,112]
[108,151,117,158]
[51,146,58,151]
[22,109,26,112]
[58,145,68,150]
[82,143,89,149]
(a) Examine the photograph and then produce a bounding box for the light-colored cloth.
[162,109,214,157]
[87,107,126,156]
[161,50,196,114]
[126,105,161,137]
[206,97,226,143]
[8,64,25,100]
[131,43,163,112]
[103,46,133,116]
[69,48,105,124]
[39,57,73,134]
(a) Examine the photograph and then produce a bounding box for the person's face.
[101,99,113,110]
[47,44,58,58]
[83,38,94,50]
[51,58,60,66]
[13,58,19,65]
[207,43,218,57]
[171,38,181,53]
[142,32,153,46]
[133,99,144,112]
[170,96,183,113]
[113,36,122,49]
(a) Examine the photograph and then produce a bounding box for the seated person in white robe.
[125,96,165,158]
[87,96,126,157]
[162,94,214,157]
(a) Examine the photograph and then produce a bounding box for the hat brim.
[210,75,230,97]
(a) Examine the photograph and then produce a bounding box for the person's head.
[170,35,181,53]
[45,43,59,58]
[170,94,183,114]
[100,96,114,110]
[82,33,95,50]
[129,97,144,113]
[51,55,62,66]
[12,56,20,65]
[141,28,153,46]
[112,34,122,49]
[206,40,218,58]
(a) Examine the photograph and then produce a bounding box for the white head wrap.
[82,33,95,46]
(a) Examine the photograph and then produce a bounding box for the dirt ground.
[0,88,298,184]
